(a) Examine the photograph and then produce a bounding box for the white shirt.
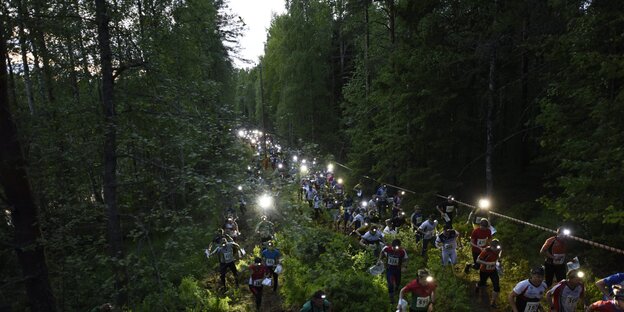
[418,220,436,239]
[362,230,383,242]
[383,226,397,235]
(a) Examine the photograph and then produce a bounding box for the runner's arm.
[508,291,520,312]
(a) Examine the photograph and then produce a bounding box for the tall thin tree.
[0,14,57,312]
[94,0,128,308]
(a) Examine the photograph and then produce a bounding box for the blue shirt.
[262,248,281,261]
[604,273,624,288]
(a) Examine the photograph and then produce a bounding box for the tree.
[0,14,58,312]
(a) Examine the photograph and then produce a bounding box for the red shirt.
[404,279,437,297]
[250,264,266,281]
[478,248,500,272]
[589,300,624,312]
[382,245,408,267]
[542,236,567,265]
[470,228,492,253]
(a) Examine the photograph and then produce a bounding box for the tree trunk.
[16,0,35,114]
[364,0,370,97]
[485,43,497,197]
[94,0,128,309]
[0,17,58,312]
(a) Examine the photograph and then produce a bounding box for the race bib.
[223,251,233,262]
[445,205,454,213]
[265,258,275,266]
[485,263,496,271]
[253,279,263,287]
[444,243,453,250]
[415,297,430,308]
[415,217,423,224]
[553,254,565,265]
[477,239,487,247]
[388,256,400,266]
[565,296,578,306]
[524,302,539,312]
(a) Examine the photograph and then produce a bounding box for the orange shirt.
[478,248,500,272]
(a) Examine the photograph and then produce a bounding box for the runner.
[476,239,502,308]
[540,227,570,287]
[209,229,234,252]
[313,192,322,220]
[435,224,461,266]
[465,218,492,273]
[300,290,332,312]
[397,269,437,312]
[209,238,240,291]
[255,215,275,247]
[411,205,424,242]
[436,195,456,227]
[546,269,586,312]
[360,225,384,249]
[587,285,624,311]
[596,273,624,300]
[379,239,408,304]
[508,266,547,312]
[223,217,240,240]
[248,257,267,311]
[417,215,437,256]
[353,180,364,199]
[261,241,281,292]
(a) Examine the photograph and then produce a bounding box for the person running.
[353,180,364,199]
[209,229,234,252]
[379,239,408,303]
[261,241,281,292]
[255,215,275,247]
[540,227,569,287]
[508,266,547,312]
[397,269,437,312]
[300,290,332,312]
[360,225,384,248]
[313,192,322,220]
[476,239,502,308]
[248,257,267,311]
[596,273,624,300]
[465,218,492,273]
[383,220,398,235]
[436,195,456,228]
[411,205,424,242]
[546,269,586,312]
[223,217,240,240]
[435,224,460,266]
[587,285,624,311]
[417,215,437,256]
[349,209,366,230]
[209,238,240,291]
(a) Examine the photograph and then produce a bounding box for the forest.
[1,0,623,311]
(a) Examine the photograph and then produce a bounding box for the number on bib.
[388,256,399,266]
[445,206,454,213]
[553,254,565,265]
[485,263,496,271]
[253,279,263,287]
[444,243,453,250]
[477,239,487,247]
[223,251,233,262]
[265,258,275,266]
[565,296,578,305]
[415,297,430,308]
[524,302,539,312]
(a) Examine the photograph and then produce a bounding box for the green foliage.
[133,276,230,312]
